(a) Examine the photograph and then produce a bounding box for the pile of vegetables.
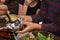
[25,32,54,40]
[37,32,54,40]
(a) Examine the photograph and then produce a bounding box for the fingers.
[0,27,7,30]
[16,26,31,34]
[18,15,32,22]
[18,15,25,18]
[25,0,33,5]
[22,21,29,25]
[22,21,33,26]
[0,5,8,11]
[0,11,6,16]
[18,15,25,21]
[16,31,24,34]
[1,0,6,3]
[16,22,35,34]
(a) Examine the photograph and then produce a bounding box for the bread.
[5,14,17,21]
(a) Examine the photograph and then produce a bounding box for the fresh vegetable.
[37,32,46,40]
[25,37,29,40]
[25,32,54,40]
[37,32,54,40]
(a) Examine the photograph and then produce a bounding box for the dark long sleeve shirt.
[31,0,60,33]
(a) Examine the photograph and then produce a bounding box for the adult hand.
[0,4,8,16]
[0,4,8,11]
[16,21,41,34]
[18,15,32,22]
[0,0,6,3]
[0,27,7,30]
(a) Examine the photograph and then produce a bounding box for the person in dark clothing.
[26,0,41,15]
[16,0,60,36]
[18,0,41,15]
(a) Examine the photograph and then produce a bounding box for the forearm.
[18,4,23,15]
[22,3,28,15]
[40,23,60,32]
[18,3,28,15]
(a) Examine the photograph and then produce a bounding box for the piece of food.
[37,32,54,40]
[37,32,46,40]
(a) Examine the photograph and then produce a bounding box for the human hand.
[0,4,8,11]
[18,15,32,22]
[25,0,34,5]
[0,0,6,3]
[0,27,7,30]
[0,4,8,16]
[16,21,41,34]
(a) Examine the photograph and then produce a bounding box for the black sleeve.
[19,0,25,5]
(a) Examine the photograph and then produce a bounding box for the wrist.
[35,24,42,30]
